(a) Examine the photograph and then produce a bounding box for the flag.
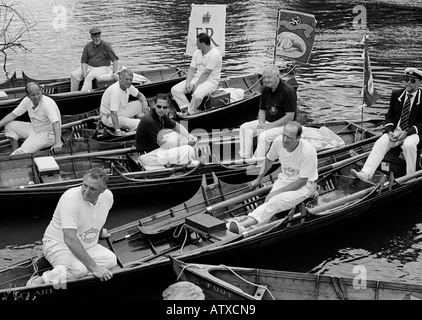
[185,4,226,57]
[361,34,380,107]
[275,9,317,64]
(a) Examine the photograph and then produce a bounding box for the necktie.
[400,93,412,131]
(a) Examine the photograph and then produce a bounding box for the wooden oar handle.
[206,184,272,214]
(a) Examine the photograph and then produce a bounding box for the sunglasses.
[405,77,418,84]
[156,105,169,109]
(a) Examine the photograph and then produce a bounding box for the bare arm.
[63,228,113,281]
[81,63,88,77]
[112,60,119,81]
[250,157,275,189]
[192,68,212,91]
[185,66,197,92]
[0,112,17,129]
[136,92,149,113]
[110,111,120,131]
[51,121,63,153]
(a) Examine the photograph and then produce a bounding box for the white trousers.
[171,79,218,114]
[239,119,285,158]
[248,179,315,224]
[100,101,144,131]
[139,145,195,167]
[41,239,117,284]
[71,66,111,92]
[361,129,420,179]
[5,121,55,155]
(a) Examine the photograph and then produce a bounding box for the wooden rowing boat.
[0,120,381,215]
[0,67,186,120]
[171,67,298,132]
[3,130,418,300]
[171,258,422,300]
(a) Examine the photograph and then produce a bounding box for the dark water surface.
[2,0,422,298]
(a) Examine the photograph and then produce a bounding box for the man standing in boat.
[135,93,198,168]
[26,168,117,287]
[70,27,120,92]
[228,121,318,234]
[0,82,63,155]
[100,68,149,135]
[170,33,222,115]
[239,64,297,159]
[351,67,422,181]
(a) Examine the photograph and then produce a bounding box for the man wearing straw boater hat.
[351,67,422,181]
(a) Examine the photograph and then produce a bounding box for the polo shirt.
[259,80,297,123]
[12,95,61,133]
[136,109,176,154]
[81,40,119,67]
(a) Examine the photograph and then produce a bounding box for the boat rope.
[218,265,276,300]
[173,225,189,253]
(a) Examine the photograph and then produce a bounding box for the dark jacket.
[384,88,422,138]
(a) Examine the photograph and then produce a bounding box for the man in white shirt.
[228,121,318,234]
[171,33,222,115]
[351,67,422,181]
[26,168,117,287]
[100,68,149,135]
[0,82,62,155]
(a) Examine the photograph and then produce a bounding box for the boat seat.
[34,156,62,183]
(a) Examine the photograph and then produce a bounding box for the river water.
[1,0,422,298]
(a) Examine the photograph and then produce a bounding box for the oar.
[53,146,136,161]
[61,115,100,130]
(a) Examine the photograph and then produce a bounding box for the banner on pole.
[275,9,317,64]
[361,34,380,107]
[185,4,226,57]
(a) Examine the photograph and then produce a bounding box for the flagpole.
[361,33,367,129]
[273,9,281,65]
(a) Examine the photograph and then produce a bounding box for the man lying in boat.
[171,33,222,115]
[135,93,199,169]
[100,68,149,136]
[26,168,117,287]
[0,82,63,155]
[351,67,422,181]
[228,121,318,234]
[239,64,297,159]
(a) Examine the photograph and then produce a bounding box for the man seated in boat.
[170,32,222,115]
[239,64,297,159]
[135,93,198,168]
[0,82,63,155]
[70,27,120,92]
[228,121,318,234]
[100,68,149,136]
[351,67,422,181]
[26,168,117,287]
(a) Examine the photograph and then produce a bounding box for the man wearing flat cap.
[352,67,422,181]
[70,27,120,92]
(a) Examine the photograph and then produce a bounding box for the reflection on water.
[2,0,422,293]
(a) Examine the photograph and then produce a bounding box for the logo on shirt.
[268,104,279,116]
[282,166,299,179]
[80,227,99,243]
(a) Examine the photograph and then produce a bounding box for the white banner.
[185,4,226,57]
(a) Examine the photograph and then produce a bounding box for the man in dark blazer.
[351,67,422,181]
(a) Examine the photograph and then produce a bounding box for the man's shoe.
[350,169,368,181]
